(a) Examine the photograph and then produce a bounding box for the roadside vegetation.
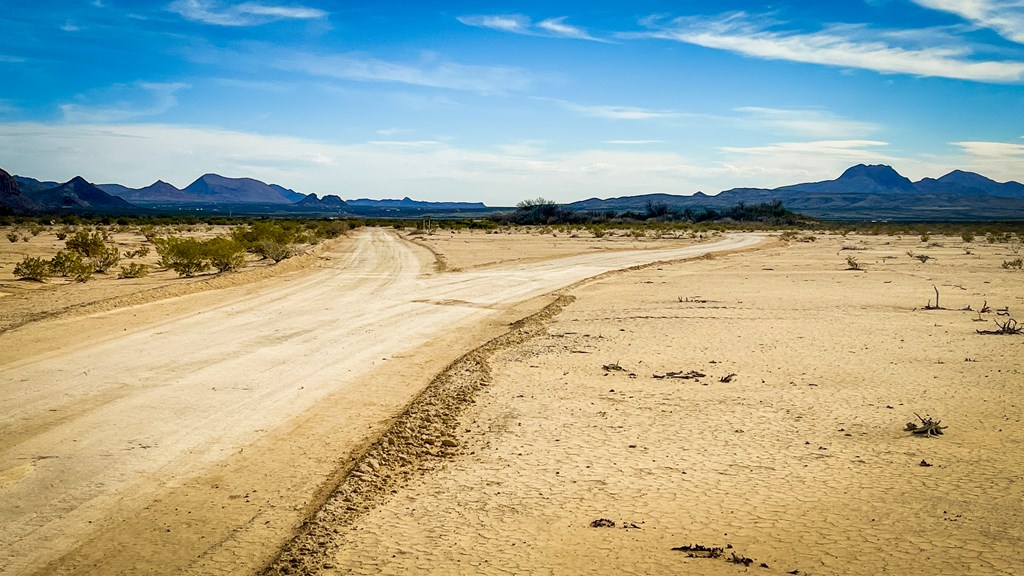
[5,217,356,282]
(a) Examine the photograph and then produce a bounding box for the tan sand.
[0,226,755,576]
[318,232,1024,576]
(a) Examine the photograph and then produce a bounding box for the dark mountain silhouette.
[915,170,1024,199]
[26,176,135,210]
[183,174,304,204]
[346,197,487,210]
[13,175,60,194]
[98,180,198,203]
[1,168,43,214]
[96,174,304,205]
[780,164,916,194]
[567,164,1024,220]
[295,193,347,208]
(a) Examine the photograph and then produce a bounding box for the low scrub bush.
[49,250,93,281]
[14,257,51,281]
[91,245,121,273]
[253,239,292,262]
[1003,258,1023,270]
[205,237,246,272]
[154,235,248,277]
[65,229,110,257]
[123,246,150,259]
[154,237,209,277]
[118,263,148,279]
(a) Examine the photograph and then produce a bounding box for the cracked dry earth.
[325,234,1023,576]
[0,228,757,576]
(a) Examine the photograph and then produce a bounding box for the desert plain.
[1,224,1022,576]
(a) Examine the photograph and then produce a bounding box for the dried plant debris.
[719,373,737,383]
[671,544,723,558]
[589,518,616,528]
[602,362,626,372]
[653,370,706,380]
[976,318,1021,335]
[905,413,947,436]
[728,552,755,566]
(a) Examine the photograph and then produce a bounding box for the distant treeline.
[494,198,804,226]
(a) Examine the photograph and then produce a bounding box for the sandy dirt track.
[329,233,1024,576]
[0,228,760,576]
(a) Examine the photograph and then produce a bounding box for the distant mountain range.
[567,165,1024,220]
[3,164,1023,220]
[346,197,487,210]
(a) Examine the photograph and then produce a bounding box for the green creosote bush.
[1003,258,1023,270]
[91,245,121,273]
[253,239,292,263]
[65,228,110,257]
[123,246,150,259]
[14,257,51,281]
[49,250,93,281]
[961,231,975,243]
[154,235,248,277]
[118,263,148,279]
[6,231,19,243]
[204,237,246,272]
[231,221,298,261]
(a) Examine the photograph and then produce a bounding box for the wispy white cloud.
[635,12,1024,83]
[912,0,1024,44]
[60,20,82,32]
[457,14,530,34]
[736,107,881,138]
[458,13,603,41]
[603,140,665,145]
[60,82,190,122]
[0,55,27,64]
[168,0,327,26]
[277,51,533,94]
[543,98,685,120]
[950,140,1024,182]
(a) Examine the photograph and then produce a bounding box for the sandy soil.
[0,227,757,576]
[315,233,1024,576]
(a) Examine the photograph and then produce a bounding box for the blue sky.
[1,0,1023,203]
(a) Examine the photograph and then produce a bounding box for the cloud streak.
[736,107,881,138]
[169,0,327,26]
[543,98,685,120]
[912,0,1024,44]
[279,51,533,94]
[60,82,190,122]
[458,13,603,41]
[636,12,1024,83]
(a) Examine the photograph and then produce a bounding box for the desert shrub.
[66,229,109,257]
[123,246,150,259]
[232,221,298,261]
[14,257,51,281]
[1003,258,1023,270]
[29,224,44,236]
[6,231,18,243]
[254,239,292,262]
[154,236,209,277]
[205,237,246,272]
[118,263,148,278]
[920,232,930,243]
[961,231,975,243]
[91,245,121,273]
[845,256,861,270]
[49,250,92,280]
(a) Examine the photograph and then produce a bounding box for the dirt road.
[0,229,761,576]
